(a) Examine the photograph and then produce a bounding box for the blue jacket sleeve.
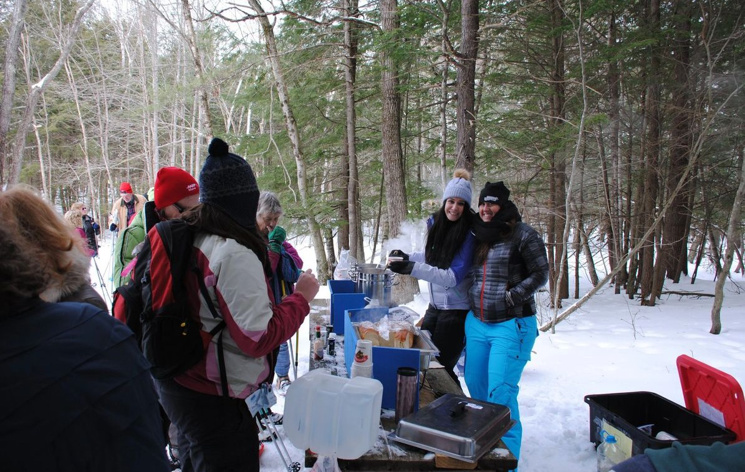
[409,232,475,289]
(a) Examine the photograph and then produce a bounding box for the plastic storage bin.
[677,354,745,442]
[328,280,367,335]
[283,369,383,459]
[344,307,422,410]
[585,391,736,456]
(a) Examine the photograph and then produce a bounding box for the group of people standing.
[0,137,319,472]
[388,169,549,463]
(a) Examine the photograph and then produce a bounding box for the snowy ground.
[91,231,745,471]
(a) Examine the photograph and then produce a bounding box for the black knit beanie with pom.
[198,138,260,230]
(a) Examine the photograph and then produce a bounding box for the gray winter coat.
[468,222,548,323]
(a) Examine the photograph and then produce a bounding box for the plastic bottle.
[327,333,336,357]
[597,431,624,472]
[313,325,324,361]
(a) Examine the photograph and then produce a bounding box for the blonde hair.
[71,201,85,211]
[0,186,86,285]
[64,209,84,229]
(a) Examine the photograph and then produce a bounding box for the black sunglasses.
[157,202,186,221]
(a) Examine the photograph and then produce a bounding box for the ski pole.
[293,330,300,378]
[288,336,297,380]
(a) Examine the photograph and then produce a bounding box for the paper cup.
[351,362,374,378]
[354,339,373,365]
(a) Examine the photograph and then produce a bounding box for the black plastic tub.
[585,391,736,456]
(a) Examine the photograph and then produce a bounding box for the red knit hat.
[154,167,199,210]
[120,182,133,193]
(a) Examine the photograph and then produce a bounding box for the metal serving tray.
[389,393,514,463]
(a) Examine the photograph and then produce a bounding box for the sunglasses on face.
[157,202,186,221]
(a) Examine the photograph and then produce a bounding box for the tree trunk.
[0,0,28,184]
[606,9,623,292]
[246,0,330,282]
[661,0,694,284]
[380,0,416,304]
[548,0,569,308]
[8,0,96,186]
[344,0,364,262]
[180,0,214,139]
[711,151,745,334]
[455,0,478,172]
[639,0,662,306]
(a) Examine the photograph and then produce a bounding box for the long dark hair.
[473,221,516,266]
[182,203,268,269]
[424,205,473,269]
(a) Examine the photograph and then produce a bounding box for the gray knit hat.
[199,138,259,230]
[442,169,472,204]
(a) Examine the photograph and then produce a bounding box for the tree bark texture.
[455,0,478,173]
[246,0,330,281]
[0,0,28,184]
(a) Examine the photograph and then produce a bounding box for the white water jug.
[284,369,383,459]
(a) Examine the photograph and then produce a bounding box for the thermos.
[395,367,418,423]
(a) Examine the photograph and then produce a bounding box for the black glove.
[109,223,118,232]
[388,260,415,275]
[388,249,409,261]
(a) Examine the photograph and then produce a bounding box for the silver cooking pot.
[349,263,396,307]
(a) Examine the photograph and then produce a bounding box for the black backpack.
[113,219,228,392]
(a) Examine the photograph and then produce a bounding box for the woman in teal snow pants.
[465,181,548,466]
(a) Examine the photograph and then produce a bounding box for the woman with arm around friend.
[154,138,320,472]
[388,169,475,383]
[465,181,549,465]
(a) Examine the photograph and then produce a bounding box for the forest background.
[1,0,743,330]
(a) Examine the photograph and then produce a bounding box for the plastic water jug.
[597,431,625,472]
[283,369,383,460]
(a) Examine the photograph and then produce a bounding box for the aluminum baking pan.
[389,393,514,463]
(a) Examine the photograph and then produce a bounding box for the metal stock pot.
[349,263,396,307]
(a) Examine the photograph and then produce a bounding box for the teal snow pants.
[464,313,538,464]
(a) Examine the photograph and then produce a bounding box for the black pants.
[155,378,259,472]
[420,305,468,384]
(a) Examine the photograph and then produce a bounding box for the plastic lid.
[605,434,617,444]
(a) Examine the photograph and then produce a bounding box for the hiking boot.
[262,411,283,426]
[277,376,292,394]
[258,428,274,443]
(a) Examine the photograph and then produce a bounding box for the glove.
[268,226,286,253]
[505,290,516,307]
[388,249,409,261]
[388,260,415,275]
[109,223,118,232]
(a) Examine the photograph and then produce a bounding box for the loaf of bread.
[355,320,415,349]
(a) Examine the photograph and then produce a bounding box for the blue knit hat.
[442,169,472,204]
[199,138,259,230]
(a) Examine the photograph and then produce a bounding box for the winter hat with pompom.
[198,137,260,230]
[442,168,473,204]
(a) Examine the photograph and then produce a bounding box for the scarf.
[471,200,522,245]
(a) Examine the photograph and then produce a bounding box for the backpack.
[270,247,301,303]
[112,219,228,391]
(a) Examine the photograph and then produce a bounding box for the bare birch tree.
[6,0,96,186]
[244,0,330,281]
